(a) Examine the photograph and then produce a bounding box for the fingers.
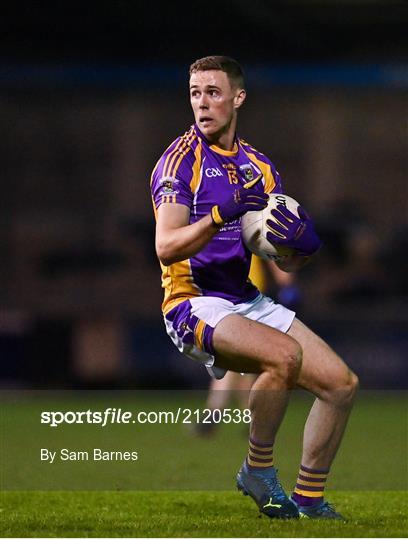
[243,192,269,202]
[266,230,287,243]
[273,204,298,222]
[245,195,269,203]
[246,202,268,211]
[238,187,268,199]
[269,210,291,229]
[242,191,269,210]
[266,221,288,240]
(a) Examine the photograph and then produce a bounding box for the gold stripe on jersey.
[151,132,202,316]
[189,141,203,194]
[245,151,276,193]
[249,255,267,292]
[165,135,190,178]
[169,127,197,172]
[194,319,206,350]
[161,194,177,204]
[150,134,182,189]
[239,138,266,156]
[170,134,197,179]
[162,259,202,315]
[163,138,184,178]
[165,129,196,179]
[162,127,194,178]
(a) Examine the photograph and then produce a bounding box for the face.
[189,70,246,141]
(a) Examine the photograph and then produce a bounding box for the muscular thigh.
[212,313,298,374]
[287,318,353,398]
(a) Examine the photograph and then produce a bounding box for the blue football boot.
[291,498,346,520]
[236,461,299,519]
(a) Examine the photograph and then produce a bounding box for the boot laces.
[257,471,287,503]
[317,501,336,515]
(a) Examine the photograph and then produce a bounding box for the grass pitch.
[1,490,407,537]
[1,390,407,537]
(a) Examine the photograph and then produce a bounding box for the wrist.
[211,205,225,227]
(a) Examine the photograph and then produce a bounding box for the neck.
[198,116,237,151]
[213,130,236,151]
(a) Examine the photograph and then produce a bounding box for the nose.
[198,94,209,109]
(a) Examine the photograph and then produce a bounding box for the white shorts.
[164,294,296,379]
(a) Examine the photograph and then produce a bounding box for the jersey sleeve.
[150,138,195,211]
[256,153,284,194]
[240,139,284,195]
[269,162,283,194]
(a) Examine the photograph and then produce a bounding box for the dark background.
[1,0,407,389]
[1,1,407,63]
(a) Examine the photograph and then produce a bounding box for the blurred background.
[0,0,407,390]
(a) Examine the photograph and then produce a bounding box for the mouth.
[199,117,213,124]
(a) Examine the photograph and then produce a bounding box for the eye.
[209,90,219,97]
[190,90,199,98]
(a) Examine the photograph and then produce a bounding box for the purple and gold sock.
[291,464,329,506]
[246,436,274,470]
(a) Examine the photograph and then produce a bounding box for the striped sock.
[292,464,329,507]
[246,436,274,470]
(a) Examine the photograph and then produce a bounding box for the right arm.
[155,186,269,266]
[155,203,220,266]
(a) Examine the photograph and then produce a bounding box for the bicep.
[156,203,190,240]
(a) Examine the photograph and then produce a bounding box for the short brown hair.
[189,55,245,89]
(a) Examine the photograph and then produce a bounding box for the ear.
[234,89,246,109]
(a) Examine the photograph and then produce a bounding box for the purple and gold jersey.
[150,124,283,314]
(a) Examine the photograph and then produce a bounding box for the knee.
[285,341,303,384]
[342,369,359,400]
[348,371,360,399]
[328,369,359,408]
[266,339,303,387]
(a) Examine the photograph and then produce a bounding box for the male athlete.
[150,56,358,520]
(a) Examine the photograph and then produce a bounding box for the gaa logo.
[205,168,223,177]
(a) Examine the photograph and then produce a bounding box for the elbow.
[156,242,177,266]
[158,254,176,267]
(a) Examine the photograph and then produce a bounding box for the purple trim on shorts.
[165,300,215,355]
[300,464,330,475]
[166,300,191,331]
[202,324,215,355]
